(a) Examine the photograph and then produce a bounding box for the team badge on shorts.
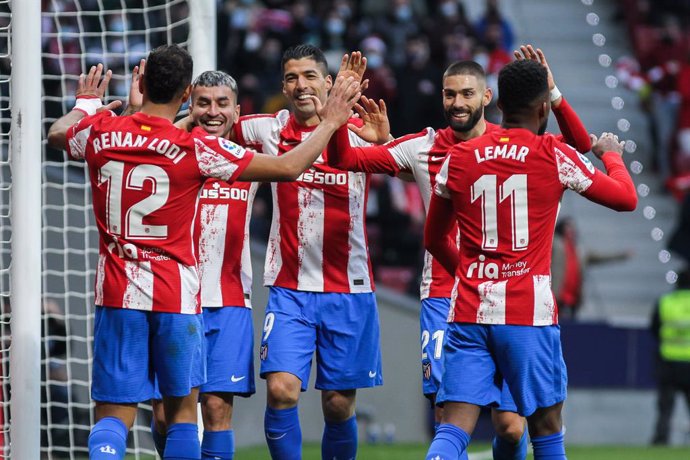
[260,344,268,361]
[422,359,432,380]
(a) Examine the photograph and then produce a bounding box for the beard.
[445,106,483,133]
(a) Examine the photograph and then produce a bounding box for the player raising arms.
[229,45,379,460]
[46,44,361,460]
[327,45,591,460]
[423,59,637,460]
[145,70,260,460]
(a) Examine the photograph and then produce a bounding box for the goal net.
[2,0,212,458]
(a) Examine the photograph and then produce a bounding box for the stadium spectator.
[650,269,690,445]
[328,44,594,459]
[147,70,260,460]
[474,0,515,54]
[423,59,637,459]
[551,216,633,320]
[228,46,379,460]
[45,44,361,460]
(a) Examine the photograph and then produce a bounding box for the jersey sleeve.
[425,156,459,275]
[554,140,637,211]
[64,110,115,160]
[433,153,452,199]
[234,110,288,154]
[326,125,402,174]
[551,96,592,153]
[193,135,254,183]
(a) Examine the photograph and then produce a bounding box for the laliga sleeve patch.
[577,152,595,174]
[218,137,246,159]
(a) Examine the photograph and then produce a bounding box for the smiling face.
[442,73,492,138]
[189,84,239,138]
[282,57,332,125]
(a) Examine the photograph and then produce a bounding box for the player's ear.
[483,87,493,107]
[181,84,192,104]
[325,74,333,92]
[233,104,240,123]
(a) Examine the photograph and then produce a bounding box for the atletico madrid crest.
[422,360,432,380]
[260,344,268,361]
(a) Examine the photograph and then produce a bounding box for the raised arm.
[237,76,361,182]
[47,63,121,150]
[579,132,637,211]
[424,193,459,276]
[121,59,145,116]
[514,45,591,152]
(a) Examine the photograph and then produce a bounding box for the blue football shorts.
[437,323,566,417]
[91,306,205,403]
[259,286,383,391]
[420,297,451,397]
[421,298,517,411]
[200,306,255,396]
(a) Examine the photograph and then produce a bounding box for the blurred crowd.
[614,0,690,194]
[40,0,517,295]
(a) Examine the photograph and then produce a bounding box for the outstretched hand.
[514,45,555,91]
[590,132,625,158]
[348,96,390,144]
[123,58,145,115]
[308,76,362,128]
[76,63,112,99]
[336,51,369,92]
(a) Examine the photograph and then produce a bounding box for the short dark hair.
[497,59,548,114]
[144,44,193,104]
[443,61,487,84]
[281,44,329,77]
[192,70,238,97]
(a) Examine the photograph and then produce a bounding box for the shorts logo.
[99,445,117,455]
[260,344,268,361]
[230,375,246,383]
[368,371,377,378]
[422,360,432,380]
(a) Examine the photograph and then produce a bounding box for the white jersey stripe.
[347,171,372,292]
[95,253,106,306]
[296,187,325,291]
[533,275,555,326]
[476,280,507,324]
[123,260,154,311]
[198,203,228,307]
[179,263,199,314]
[264,183,283,287]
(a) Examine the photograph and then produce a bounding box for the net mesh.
[4,1,194,457]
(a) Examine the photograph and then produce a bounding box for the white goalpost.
[3,0,215,458]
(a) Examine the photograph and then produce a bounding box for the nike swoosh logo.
[230,375,246,383]
[266,432,287,440]
[430,156,446,162]
[368,371,377,378]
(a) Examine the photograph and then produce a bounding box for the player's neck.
[452,119,487,142]
[501,114,540,134]
[140,101,181,123]
[292,112,320,128]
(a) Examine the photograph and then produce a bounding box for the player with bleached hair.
[327,45,592,460]
[423,58,637,460]
[46,43,362,460]
[143,69,259,460]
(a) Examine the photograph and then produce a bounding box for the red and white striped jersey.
[66,111,253,314]
[431,127,636,326]
[195,179,258,308]
[327,97,592,300]
[234,110,374,293]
